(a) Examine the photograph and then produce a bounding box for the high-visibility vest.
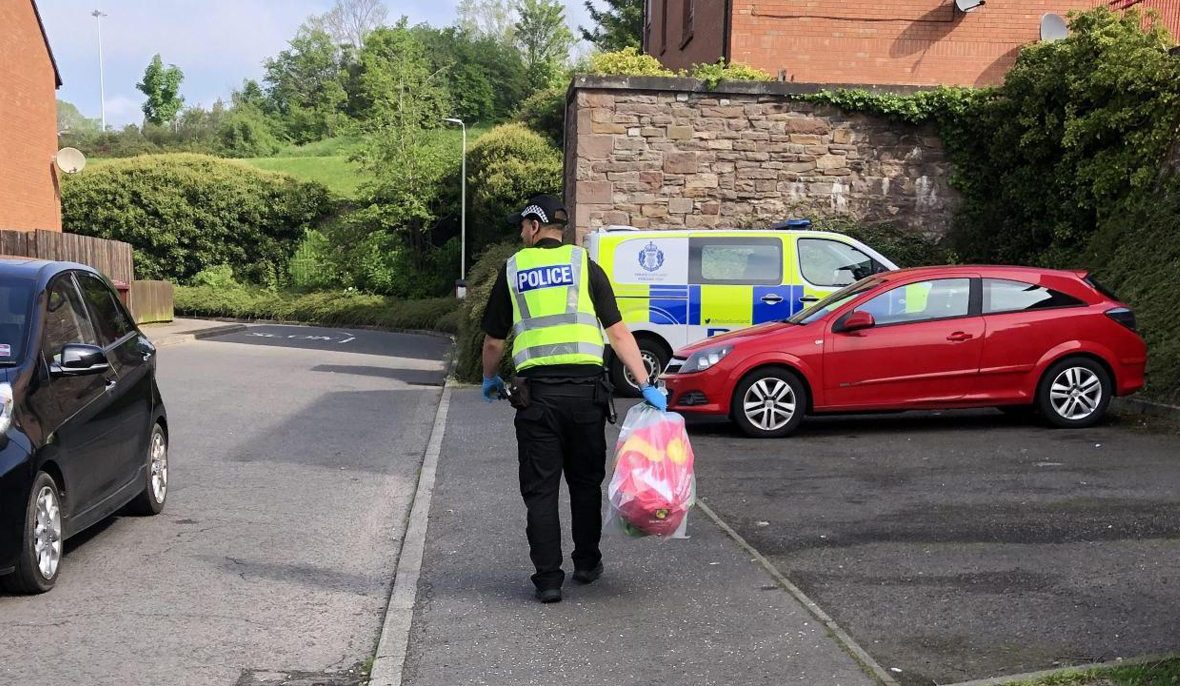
[507,244,605,371]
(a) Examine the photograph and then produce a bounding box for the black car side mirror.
[52,344,110,376]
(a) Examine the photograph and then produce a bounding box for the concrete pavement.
[400,393,878,686]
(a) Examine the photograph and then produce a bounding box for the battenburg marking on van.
[516,265,575,293]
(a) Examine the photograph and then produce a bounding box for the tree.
[136,54,185,126]
[579,0,643,52]
[412,25,530,123]
[263,28,348,143]
[514,0,574,86]
[456,0,516,42]
[56,100,100,135]
[308,0,388,48]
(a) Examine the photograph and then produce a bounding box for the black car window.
[983,279,1084,314]
[76,273,135,346]
[0,277,34,362]
[857,278,972,326]
[42,275,99,363]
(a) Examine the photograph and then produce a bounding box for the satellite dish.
[1041,13,1068,41]
[55,147,87,174]
[954,0,985,13]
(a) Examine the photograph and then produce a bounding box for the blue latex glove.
[641,384,668,412]
[482,375,506,403]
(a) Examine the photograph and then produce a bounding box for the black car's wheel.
[731,367,808,438]
[127,424,168,516]
[1,472,63,594]
[1037,357,1112,429]
[609,338,669,398]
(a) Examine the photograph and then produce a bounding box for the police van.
[585,223,898,393]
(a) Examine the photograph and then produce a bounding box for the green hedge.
[454,242,519,382]
[175,285,460,334]
[62,154,334,285]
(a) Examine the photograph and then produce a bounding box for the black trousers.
[514,381,608,591]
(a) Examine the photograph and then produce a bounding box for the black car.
[0,259,167,594]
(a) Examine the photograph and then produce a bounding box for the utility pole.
[91,10,108,131]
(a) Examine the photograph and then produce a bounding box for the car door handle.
[760,293,785,305]
[104,375,118,390]
[946,332,975,342]
[799,296,820,304]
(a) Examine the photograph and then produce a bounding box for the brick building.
[644,0,1180,86]
[1,0,64,231]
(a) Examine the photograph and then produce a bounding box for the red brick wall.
[0,0,62,231]
[644,0,730,71]
[650,0,1180,87]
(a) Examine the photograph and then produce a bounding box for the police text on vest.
[515,265,575,293]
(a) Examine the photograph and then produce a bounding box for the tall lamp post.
[91,9,108,131]
[444,117,467,298]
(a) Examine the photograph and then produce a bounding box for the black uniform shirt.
[482,238,623,378]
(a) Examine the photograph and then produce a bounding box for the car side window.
[798,238,886,288]
[689,237,782,285]
[857,278,971,326]
[42,275,99,363]
[76,273,135,346]
[983,279,1083,314]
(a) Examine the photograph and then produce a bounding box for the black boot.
[535,587,562,603]
[573,562,604,584]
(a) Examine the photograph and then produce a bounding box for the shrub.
[588,47,675,77]
[174,284,460,334]
[455,241,519,383]
[446,124,562,253]
[61,154,334,284]
[690,60,774,88]
[218,106,284,157]
[514,86,566,146]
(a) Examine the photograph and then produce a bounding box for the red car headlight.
[680,346,733,373]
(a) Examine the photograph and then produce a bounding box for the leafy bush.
[218,106,283,157]
[588,47,675,77]
[515,86,566,145]
[690,60,773,88]
[287,230,345,291]
[61,154,334,285]
[446,124,562,253]
[455,241,519,382]
[175,284,460,334]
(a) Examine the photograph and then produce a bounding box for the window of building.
[681,0,695,48]
[660,0,668,54]
[983,279,1083,314]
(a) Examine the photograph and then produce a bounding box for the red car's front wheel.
[732,368,808,438]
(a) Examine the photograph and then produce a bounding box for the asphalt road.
[0,324,450,686]
[688,409,1180,685]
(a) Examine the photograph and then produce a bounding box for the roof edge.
[30,0,63,89]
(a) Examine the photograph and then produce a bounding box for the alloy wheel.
[150,429,168,504]
[624,349,663,390]
[742,377,797,432]
[1049,367,1103,421]
[33,486,62,580]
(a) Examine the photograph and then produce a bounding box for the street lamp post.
[444,117,467,298]
[91,10,108,131]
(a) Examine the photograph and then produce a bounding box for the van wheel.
[609,338,669,398]
[1,472,63,594]
[1037,357,1111,429]
[732,368,808,438]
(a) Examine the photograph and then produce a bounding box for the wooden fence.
[0,229,173,323]
[0,230,134,284]
[129,281,174,324]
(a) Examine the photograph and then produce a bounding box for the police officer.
[481,194,667,604]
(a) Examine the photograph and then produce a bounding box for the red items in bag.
[608,404,696,539]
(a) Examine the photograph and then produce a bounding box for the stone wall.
[564,76,956,243]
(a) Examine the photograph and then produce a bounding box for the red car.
[662,266,1147,438]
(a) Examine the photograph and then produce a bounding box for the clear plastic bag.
[606,404,696,540]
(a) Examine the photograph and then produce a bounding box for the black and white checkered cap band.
[521,205,548,223]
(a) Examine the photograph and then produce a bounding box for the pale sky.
[39,0,597,128]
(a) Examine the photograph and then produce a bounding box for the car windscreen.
[787,277,882,325]
[0,277,34,363]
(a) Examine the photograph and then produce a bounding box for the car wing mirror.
[51,344,110,377]
[838,311,876,333]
